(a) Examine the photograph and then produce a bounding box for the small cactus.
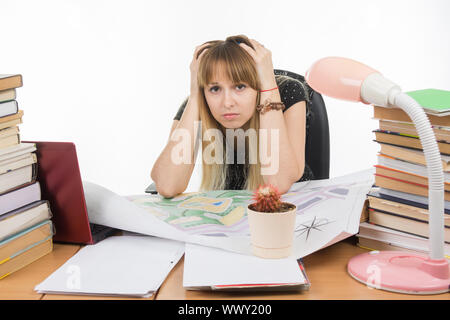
[251,184,282,213]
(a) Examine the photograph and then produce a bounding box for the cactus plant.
[250,184,283,213]
[247,183,297,258]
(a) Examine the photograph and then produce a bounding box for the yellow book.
[0,221,53,280]
[0,110,23,130]
[0,75,22,91]
[0,89,16,103]
[0,133,20,149]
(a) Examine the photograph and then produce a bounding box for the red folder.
[23,141,94,244]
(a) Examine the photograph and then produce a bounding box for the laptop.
[23,141,118,244]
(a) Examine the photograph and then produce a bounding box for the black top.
[173,75,315,189]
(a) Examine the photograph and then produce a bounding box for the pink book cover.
[0,181,41,216]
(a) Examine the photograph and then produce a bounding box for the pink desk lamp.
[305,57,449,294]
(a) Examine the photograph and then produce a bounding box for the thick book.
[374,164,450,192]
[0,100,18,118]
[0,143,36,162]
[0,89,16,103]
[0,236,52,280]
[0,152,36,175]
[0,132,19,149]
[0,220,53,270]
[183,243,310,292]
[0,200,51,242]
[0,75,22,92]
[368,208,450,243]
[378,142,450,171]
[370,186,450,214]
[367,194,449,227]
[0,110,23,130]
[377,153,450,182]
[374,174,450,201]
[373,105,450,127]
[356,223,450,260]
[0,126,20,140]
[0,181,41,216]
[374,130,450,155]
[379,119,450,143]
[406,88,450,116]
[0,162,37,195]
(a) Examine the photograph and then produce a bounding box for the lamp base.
[347,251,450,295]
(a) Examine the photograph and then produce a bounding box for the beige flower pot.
[247,203,297,259]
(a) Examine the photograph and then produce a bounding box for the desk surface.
[157,239,449,300]
[0,239,448,300]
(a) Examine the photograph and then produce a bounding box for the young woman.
[151,35,314,198]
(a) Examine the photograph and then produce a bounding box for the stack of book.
[0,74,53,280]
[358,88,450,259]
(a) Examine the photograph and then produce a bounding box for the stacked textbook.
[358,89,450,259]
[0,74,53,279]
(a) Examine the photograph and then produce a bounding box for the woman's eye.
[236,84,246,90]
[209,86,219,93]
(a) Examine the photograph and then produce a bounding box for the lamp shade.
[305,56,379,104]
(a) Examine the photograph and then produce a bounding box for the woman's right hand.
[189,43,209,94]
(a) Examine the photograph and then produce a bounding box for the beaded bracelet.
[256,99,285,114]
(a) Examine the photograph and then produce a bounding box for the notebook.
[22,141,118,244]
[406,88,450,116]
[35,235,185,298]
[183,243,310,291]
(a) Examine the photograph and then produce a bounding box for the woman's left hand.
[239,39,277,90]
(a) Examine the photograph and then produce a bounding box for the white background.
[1,0,449,195]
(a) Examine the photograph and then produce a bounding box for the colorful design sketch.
[127,181,361,238]
[127,190,253,236]
[84,169,374,258]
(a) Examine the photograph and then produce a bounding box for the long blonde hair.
[196,35,266,191]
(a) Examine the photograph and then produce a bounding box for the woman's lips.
[223,113,239,120]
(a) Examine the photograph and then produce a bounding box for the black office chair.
[274,69,330,180]
[146,69,330,193]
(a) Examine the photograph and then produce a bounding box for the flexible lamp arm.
[306,57,445,261]
[391,93,444,260]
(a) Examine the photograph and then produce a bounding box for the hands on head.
[190,36,276,95]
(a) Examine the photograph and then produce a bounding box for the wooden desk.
[156,239,449,300]
[0,239,448,300]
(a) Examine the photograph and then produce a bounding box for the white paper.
[83,169,374,259]
[183,243,306,288]
[35,235,185,297]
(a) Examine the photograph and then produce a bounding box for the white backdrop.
[1,0,449,195]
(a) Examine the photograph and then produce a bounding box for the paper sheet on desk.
[34,235,184,298]
[183,243,308,290]
[83,169,374,259]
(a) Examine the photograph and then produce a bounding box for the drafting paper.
[84,169,374,258]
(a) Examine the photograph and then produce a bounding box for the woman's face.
[203,67,257,129]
